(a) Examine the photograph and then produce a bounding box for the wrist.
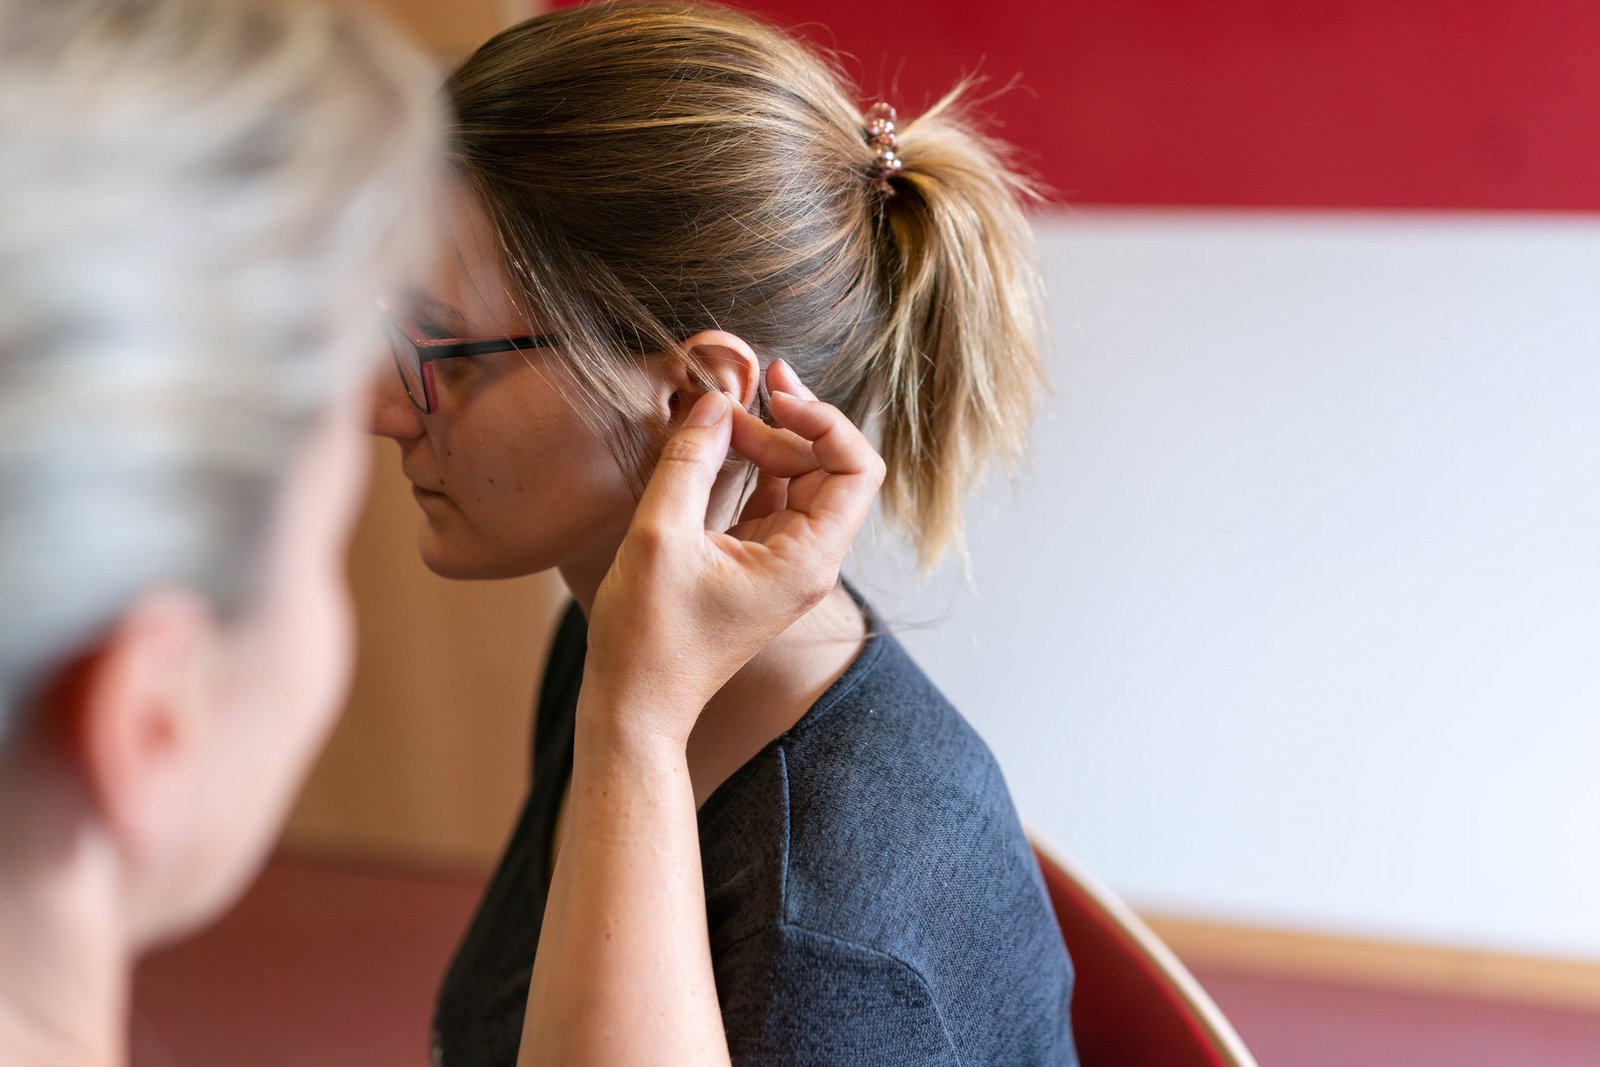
[573,685,698,762]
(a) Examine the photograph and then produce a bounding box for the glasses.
[380,304,558,414]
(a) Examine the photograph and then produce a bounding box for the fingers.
[763,393,884,557]
[767,358,817,401]
[727,359,855,478]
[628,391,732,541]
[737,468,789,525]
[730,360,885,559]
[767,390,881,478]
[729,404,817,478]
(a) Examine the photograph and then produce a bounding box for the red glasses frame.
[381,311,557,414]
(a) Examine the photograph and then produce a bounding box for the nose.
[367,360,425,441]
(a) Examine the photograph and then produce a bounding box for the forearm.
[517,693,731,1067]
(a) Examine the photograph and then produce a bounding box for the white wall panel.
[850,208,1600,959]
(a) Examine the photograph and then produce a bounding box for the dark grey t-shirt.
[433,588,1078,1066]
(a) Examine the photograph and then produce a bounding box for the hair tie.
[864,102,902,196]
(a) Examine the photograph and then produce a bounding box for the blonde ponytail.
[862,89,1047,568]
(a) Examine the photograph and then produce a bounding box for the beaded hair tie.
[864,102,902,196]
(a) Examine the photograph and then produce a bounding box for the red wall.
[555,0,1600,211]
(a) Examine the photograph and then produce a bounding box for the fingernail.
[770,389,801,406]
[686,391,729,426]
[774,360,817,401]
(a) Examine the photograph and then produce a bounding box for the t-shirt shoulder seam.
[777,745,791,919]
[697,631,891,824]
[771,630,891,752]
[774,921,963,1063]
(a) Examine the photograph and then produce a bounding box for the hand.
[581,360,885,749]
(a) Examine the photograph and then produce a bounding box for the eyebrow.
[403,289,467,325]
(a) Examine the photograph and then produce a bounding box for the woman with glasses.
[369,3,1079,1065]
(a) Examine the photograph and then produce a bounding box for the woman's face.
[368,184,645,586]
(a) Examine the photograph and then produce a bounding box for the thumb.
[630,391,732,540]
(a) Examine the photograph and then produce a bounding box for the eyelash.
[415,316,451,340]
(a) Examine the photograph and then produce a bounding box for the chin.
[419,554,510,581]
[415,529,560,582]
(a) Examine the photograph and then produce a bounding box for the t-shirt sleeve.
[714,924,961,1067]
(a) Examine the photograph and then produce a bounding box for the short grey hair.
[0,0,443,744]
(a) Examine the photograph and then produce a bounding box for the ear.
[655,330,761,424]
[45,587,220,866]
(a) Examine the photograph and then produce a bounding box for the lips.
[401,464,446,497]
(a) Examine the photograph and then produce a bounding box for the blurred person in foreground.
[0,0,441,1061]
[0,2,884,1064]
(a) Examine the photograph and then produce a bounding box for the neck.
[0,753,129,1067]
[556,543,614,623]
[688,580,865,802]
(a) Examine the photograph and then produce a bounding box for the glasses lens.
[384,319,428,412]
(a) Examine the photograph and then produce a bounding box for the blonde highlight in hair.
[447,0,1046,568]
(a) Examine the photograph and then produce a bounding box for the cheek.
[281,562,356,747]
[231,560,353,798]
[216,565,352,862]
[157,404,368,937]
[430,396,645,566]
[167,571,352,938]
[217,448,362,849]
